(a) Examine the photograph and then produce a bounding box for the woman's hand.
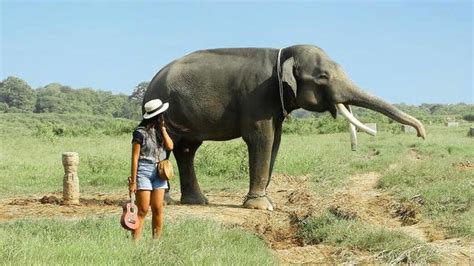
[159,119,174,150]
[159,118,165,130]
[128,176,137,197]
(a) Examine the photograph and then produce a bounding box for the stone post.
[62,152,80,205]
[402,125,416,134]
[365,123,377,132]
[349,123,357,151]
[445,121,459,127]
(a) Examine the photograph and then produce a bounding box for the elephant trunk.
[348,87,426,139]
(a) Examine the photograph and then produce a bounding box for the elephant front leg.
[173,139,208,204]
[242,131,275,211]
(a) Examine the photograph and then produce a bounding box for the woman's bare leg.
[133,190,151,241]
[150,189,165,239]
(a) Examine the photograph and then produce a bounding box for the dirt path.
[320,172,472,264]
[1,173,472,264]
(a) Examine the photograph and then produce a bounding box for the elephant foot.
[181,192,209,205]
[164,192,179,206]
[243,195,274,211]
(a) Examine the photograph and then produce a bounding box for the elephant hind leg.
[173,139,208,204]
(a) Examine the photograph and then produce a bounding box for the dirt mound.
[1,193,126,221]
[40,195,62,204]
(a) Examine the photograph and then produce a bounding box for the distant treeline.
[0,76,142,120]
[1,76,472,123]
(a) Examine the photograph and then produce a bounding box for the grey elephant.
[143,44,425,210]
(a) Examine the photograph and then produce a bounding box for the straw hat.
[143,99,169,119]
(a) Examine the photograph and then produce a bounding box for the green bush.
[283,115,348,135]
[7,113,140,138]
[463,114,474,122]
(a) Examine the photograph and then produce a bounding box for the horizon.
[1,1,473,105]
[2,78,472,106]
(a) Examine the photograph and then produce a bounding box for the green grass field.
[0,217,277,265]
[1,113,472,263]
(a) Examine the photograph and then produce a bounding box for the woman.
[128,99,174,240]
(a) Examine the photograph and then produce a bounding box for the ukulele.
[120,193,138,231]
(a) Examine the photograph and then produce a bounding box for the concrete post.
[445,121,459,127]
[62,152,80,205]
[365,123,377,132]
[349,123,357,151]
[402,125,416,134]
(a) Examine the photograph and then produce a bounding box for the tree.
[115,98,142,120]
[130,81,149,101]
[0,76,36,112]
[1,76,145,119]
[35,83,70,113]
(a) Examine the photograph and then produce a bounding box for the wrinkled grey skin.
[143,45,425,210]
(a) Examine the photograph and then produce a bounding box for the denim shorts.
[136,160,168,190]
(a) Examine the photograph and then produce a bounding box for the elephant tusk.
[347,105,358,151]
[336,104,376,136]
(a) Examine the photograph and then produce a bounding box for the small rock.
[103,199,114,205]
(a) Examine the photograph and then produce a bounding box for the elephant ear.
[281,57,297,98]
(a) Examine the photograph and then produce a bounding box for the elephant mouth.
[335,103,377,136]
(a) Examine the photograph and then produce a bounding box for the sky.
[1,0,472,104]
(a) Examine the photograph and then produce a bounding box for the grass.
[297,211,437,264]
[0,114,423,197]
[0,217,277,265]
[0,133,131,196]
[377,125,474,238]
[1,113,473,263]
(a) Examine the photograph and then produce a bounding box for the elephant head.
[281,45,426,139]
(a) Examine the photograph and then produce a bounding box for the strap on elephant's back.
[277,48,288,118]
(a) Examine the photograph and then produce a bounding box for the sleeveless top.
[132,127,166,163]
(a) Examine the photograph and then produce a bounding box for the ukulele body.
[120,194,138,231]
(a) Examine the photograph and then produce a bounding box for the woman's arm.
[130,142,141,183]
[160,121,174,151]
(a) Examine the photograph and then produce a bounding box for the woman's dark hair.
[137,114,164,144]
[137,114,162,131]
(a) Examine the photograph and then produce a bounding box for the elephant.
[143,44,425,210]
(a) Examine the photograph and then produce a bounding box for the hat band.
[145,103,164,116]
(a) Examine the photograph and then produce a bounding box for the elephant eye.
[318,73,329,80]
